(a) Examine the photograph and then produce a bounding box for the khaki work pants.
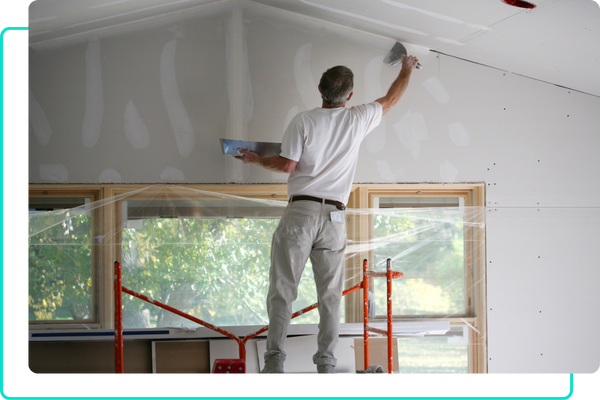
[264,200,347,367]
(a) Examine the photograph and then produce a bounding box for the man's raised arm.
[376,55,419,115]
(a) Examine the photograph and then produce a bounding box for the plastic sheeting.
[28,184,485,330]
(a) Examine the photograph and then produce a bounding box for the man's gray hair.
[319,65,354,107]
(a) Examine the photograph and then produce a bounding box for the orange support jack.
[363,258,404,374]
[114,261,124,373]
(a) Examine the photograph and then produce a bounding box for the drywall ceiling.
[29,0,600,96]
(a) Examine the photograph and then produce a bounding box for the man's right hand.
[401,55,419,73]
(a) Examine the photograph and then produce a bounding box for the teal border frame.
[1,25,30,400]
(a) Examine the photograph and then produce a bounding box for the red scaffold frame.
[113,258,403,373]
[363,258,404,373]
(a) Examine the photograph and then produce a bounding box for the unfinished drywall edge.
[431,50,600,99]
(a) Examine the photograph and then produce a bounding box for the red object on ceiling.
[502,0,537,9]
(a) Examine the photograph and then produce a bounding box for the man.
[235,54,419,373]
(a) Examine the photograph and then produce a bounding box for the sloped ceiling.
[29,0,600,96]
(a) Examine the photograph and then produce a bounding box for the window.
[107,185,323,329]
[345,184,486,373]
[28,188,101,327]
[28,183,486,372]
[372,196,468,317]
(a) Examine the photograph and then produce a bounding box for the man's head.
[319,65,354,107]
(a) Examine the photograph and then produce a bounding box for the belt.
[289,195,346,210]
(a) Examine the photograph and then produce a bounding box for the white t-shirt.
[280,101,383,204]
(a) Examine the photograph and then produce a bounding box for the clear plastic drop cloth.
[28,184,485,331]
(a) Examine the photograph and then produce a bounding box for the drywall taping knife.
[383,41,423,69]
[220,138,281,157]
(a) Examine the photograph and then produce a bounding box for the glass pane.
[372,201,466,316]
[121,212,322,329]
[28,198,94,321]
[397,328,469,373]
[378,197,460,208]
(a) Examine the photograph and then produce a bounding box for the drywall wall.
[28,1,600,373]
[29,4,231,183]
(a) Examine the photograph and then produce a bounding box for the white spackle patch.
[380,0,464,24]
[82,39,104,148]
[124,100,150,149]
[364,56,386,153]
[160,40,195,158]
[276,108,295,179]
[300,0,427,35]
[29,89,52,145]
[466,23,493,32]
[440,160,458,182]
[40,164,68,183]
[394,111,428,159]
[435,37,466,46]
[422,77,449,104]
[98,168,122,183]
[449,122,469,146]
[375,160,395,182]
[294,43,319,110]
[284,106,299,131]
[160,166,185,181]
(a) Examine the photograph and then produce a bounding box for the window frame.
[103,184,290,329]
[28,186,102,329]
[345,183,487,373]
[28,183,486,372]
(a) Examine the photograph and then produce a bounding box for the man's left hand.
[235,149,259,165]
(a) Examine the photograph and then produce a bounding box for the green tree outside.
[121,217,320,328]
[28,213,94,321]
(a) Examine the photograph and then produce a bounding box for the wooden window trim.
[29,183,486,372]
[346,183,487,373]
[29,186,102,328]
[103,184,290,330]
